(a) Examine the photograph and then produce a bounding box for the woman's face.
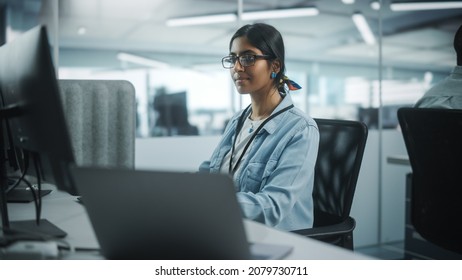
[229,36,275,95]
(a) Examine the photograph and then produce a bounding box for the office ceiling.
[3,0,462,72]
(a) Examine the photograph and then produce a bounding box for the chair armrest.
[291,216,356,238]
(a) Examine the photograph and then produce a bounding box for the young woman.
[200,23,319,231]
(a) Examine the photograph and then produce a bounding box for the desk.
[5,186,370,260]
[387,155,462,259]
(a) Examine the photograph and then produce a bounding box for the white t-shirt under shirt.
[220,115,266,174]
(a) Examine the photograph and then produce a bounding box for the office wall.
[350,131,379,247]
[135,136,220,172]
[350,129,410,247]
[135,130,410,248]
[380,130,411,243]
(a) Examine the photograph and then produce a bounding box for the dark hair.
[229,23,287,93]
[455,24,462,66]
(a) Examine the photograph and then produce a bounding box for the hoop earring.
[270,72,277,79]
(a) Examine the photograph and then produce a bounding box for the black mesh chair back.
[398,107,462,255]
[292,119,368,250]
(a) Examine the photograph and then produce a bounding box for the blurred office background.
[1,0,461,258]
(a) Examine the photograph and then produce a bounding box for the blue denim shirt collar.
[258,93,294,135]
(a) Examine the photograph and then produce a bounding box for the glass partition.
[2,0,461,136]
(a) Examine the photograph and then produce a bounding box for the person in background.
[199,23,319,231]
[415,24,462,108]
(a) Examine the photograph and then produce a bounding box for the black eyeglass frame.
[221,54,272,69]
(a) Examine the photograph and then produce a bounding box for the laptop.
[69,166,292,260]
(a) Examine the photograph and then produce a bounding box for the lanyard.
[228,104,294,174]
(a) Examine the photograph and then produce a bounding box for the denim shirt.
[199,94,319,231]
[415,66,462,109]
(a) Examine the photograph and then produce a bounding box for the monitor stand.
[1,175,66,241]
[6,170,54,203]
[6,219,67,239]
[1,106,67,241]
[7,188,52,203]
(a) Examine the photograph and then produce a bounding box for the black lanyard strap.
[229,104,294,174]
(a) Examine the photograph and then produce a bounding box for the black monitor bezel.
[0,25,76,195]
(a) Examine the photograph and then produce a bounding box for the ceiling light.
[390,1,462,11]
[370,1,381,10]
[241,7,319,21]
[77,26,86,35]
[166,13,237,27]
[352,12,376,45]
[342,0,355,4]
[165,7,319,27]
[116,52,170,68]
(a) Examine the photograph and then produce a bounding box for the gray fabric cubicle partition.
[58,79,136,169]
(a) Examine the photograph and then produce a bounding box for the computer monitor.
[153,91,198,136]
[0,25,76,238]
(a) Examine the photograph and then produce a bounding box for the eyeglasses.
[221,54,271,69]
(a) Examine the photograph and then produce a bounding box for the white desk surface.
[6,186,371,260]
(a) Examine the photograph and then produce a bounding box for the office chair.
[398,107,462,256]
[292,119,368,250]
[58,80,136,168]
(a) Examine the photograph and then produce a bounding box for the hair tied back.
[280,76,302,91]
